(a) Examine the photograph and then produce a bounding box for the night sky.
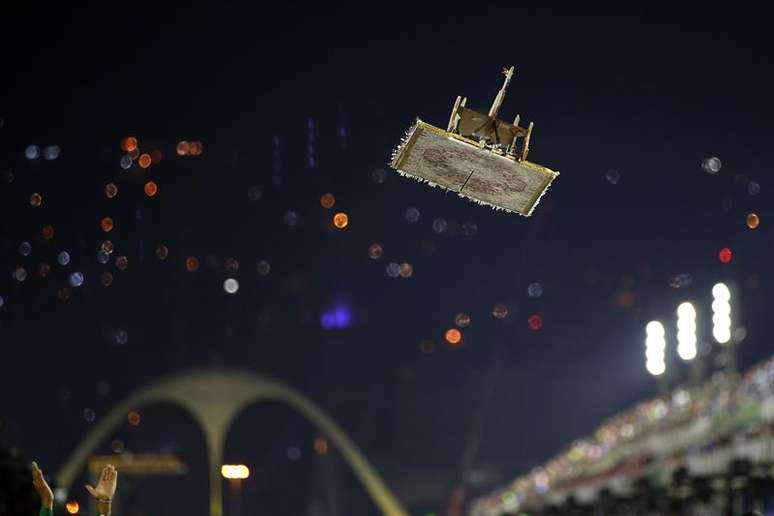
[1,4,773,515]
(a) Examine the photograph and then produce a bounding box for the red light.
[527,314,543,331]
[719,247,732,264]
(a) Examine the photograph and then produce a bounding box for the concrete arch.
[55,369,407,516]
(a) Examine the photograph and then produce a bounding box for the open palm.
[31,461,54,508]
[85,464,117,500]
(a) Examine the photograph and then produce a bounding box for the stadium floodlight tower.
[645,321,667,391]
[712,282,736,374]
[676,302,697,361]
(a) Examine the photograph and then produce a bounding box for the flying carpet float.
[390,66,558,216]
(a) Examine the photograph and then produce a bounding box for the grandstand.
[471,356,774,515]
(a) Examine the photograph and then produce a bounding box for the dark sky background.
[1,3,773,515]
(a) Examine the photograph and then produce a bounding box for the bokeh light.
[120,155,132,170]
[155,244,169,260]
[83,408,95,422]
[43,145,61,161]
[223,278,240,294]
[527,282,543,298]
[372,168,387,183]
[333,212,349,229]
[57,251,70,266]
[115,255,128,271]
[283,211,298,227]
[492,303,509,319]
[138,153,151,168]
[405,207,420,223]
[144,181,158,197]
[314,437,329,455]
[30,193,42,207]
[41,225,55,240]
[445,328,463,346]
[122,136,138,152]
[461,221,478,237]
[65,500,79,514]
[605,169,620,184]
[702,156,722,174]
[69,272,84,287]
[368,243,383,260]
[100,271,113,287]
[100,217,114,232]
[399,262,413,278]
[748,180,760,196]
[38,263,51,278]
[14,267,27,282]
[320,193,335,209]
[225,258,239,273]
[247,185,262,201]
[454,312,471,328]
[176,141,190,156]
[57,287,70,302]
[189,141,203,155]
[419,339,435,353]
[127,411,141,426]
[186,257,200,272]
[100,240,114,254]
[528,314,543,331]
[97,251,110,264]
[25,145,40,160]
[386,262,400,278]
[719,247,732,264]
[105,183,118,198]
[18,241,31,256]
[256,260,271,276]
[746,213,759,229]
[432,217,448,234]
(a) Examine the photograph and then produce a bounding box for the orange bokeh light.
[122,136,138,152]
[333,212,349,229]
[138,153,151,169]
[747,213,760,229]
[320,193,336,209]
[313,437,329,455]
[176,141,190,156]
[186,257,200,272]
[100,240,114,254]
[144,181,158,197]
[101,217,114,233]
[445,328,462,346]
[127,410,141,426]
[65,500,80,514]
[30,193,42,207]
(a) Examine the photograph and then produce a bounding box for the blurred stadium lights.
[645,321,666,376]
[220,464,250,479]
[676,302,697,361]
[712,282,732,344]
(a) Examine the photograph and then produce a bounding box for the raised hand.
[85,464,117,501]
[31,461,54,509]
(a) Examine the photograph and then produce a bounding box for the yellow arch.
[55,369,408,516]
